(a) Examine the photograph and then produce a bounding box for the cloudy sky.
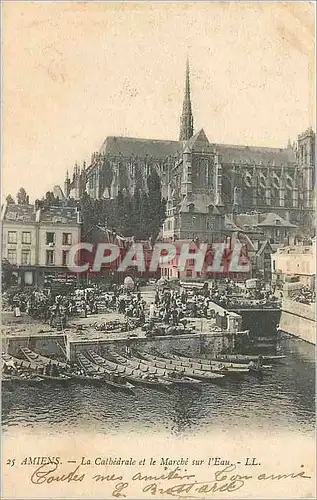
[3,1,315,201]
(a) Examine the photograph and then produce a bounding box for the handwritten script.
[28,462,311,498]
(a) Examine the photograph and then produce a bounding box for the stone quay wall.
[280,299,316,344]
[5,334,67,358]
[66,331,240,363]
[5,330,241,362]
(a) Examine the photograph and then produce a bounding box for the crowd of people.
[4,282,147,330]
[212,281,280,309]
[149,287,212,327]
[4,278,281,334]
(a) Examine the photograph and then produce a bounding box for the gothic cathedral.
[64,61,315,240]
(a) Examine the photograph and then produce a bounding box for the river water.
[2,335,315,437]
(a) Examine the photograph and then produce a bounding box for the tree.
[138,191,151,239]
[2,258,13,289]
[115,190,126,233]
[78,172,167,242]
[17,187,29,205]
[130,189,142,239]
[45,191,55,203]
[146,168,167,240]
[6,194,15,204]
[79,192,100,235]
[43,191,61,206]
[122,194,133,236]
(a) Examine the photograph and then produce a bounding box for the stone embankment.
[280,298,316,345]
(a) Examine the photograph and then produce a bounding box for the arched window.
[221,175,232,205]
[257,186,266,205]
[285,177,293,208]
[271,176,280,207]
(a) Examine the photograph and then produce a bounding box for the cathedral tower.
[179,58,194,141]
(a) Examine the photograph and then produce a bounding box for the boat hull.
[77,354,135,395]
[2,375,44,387]
[87,351,173,392]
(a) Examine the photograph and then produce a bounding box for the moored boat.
[107,349,225,382]
[165,350,272,374]
[136,350,249,376]
[18,346,109,385]
[77,353,135,394]
[170,350,255,369]
[32,373,71,384]
[202,353,285,364]
[87,350,174,392]
[20,347,67,369]
[165,371,202,389]
[166,350,273,373]
[119,351,202,388]
[4,351,71,384]
[67,373,105,385]
[2,374,44,387]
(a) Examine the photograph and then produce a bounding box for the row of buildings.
[1,203,81,287]
[2,198,313,287]
[2,61,315,288]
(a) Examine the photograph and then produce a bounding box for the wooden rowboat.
[171,350,255,369]
[87,350,174,392]
[136,350,249,376]
[108,351,201,388]
[4,351,71,384]
[16,348,106,385]
[201,353,285,364]
[19,347,67,369]
[170,350,273,371]
[108,350,224,383]
[77,353,135,395]
[2,374,44,387]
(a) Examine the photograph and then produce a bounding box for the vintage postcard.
[1,1,316,499]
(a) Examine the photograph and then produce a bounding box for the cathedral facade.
[64,62,315,241]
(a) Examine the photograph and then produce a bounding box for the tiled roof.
[185,129,214,152]
[257,212,297,228]
[40,206,79,224]
[235,213,259,229]
[99,136,182,159]
[2,204,80,225]
[98,134,297,167]
[2,204,37,223]
[215,143,296,166]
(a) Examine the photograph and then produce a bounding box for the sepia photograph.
[1,1,316,498]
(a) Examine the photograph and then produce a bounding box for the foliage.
[78,169,167,240]
[2,258,13,289]
[43,191,62,206]
[146,168,167,240]
[38,168,167,241]
[6,194,15,204]
[16,187,29,205]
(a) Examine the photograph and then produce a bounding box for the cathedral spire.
[179,58,194,141]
